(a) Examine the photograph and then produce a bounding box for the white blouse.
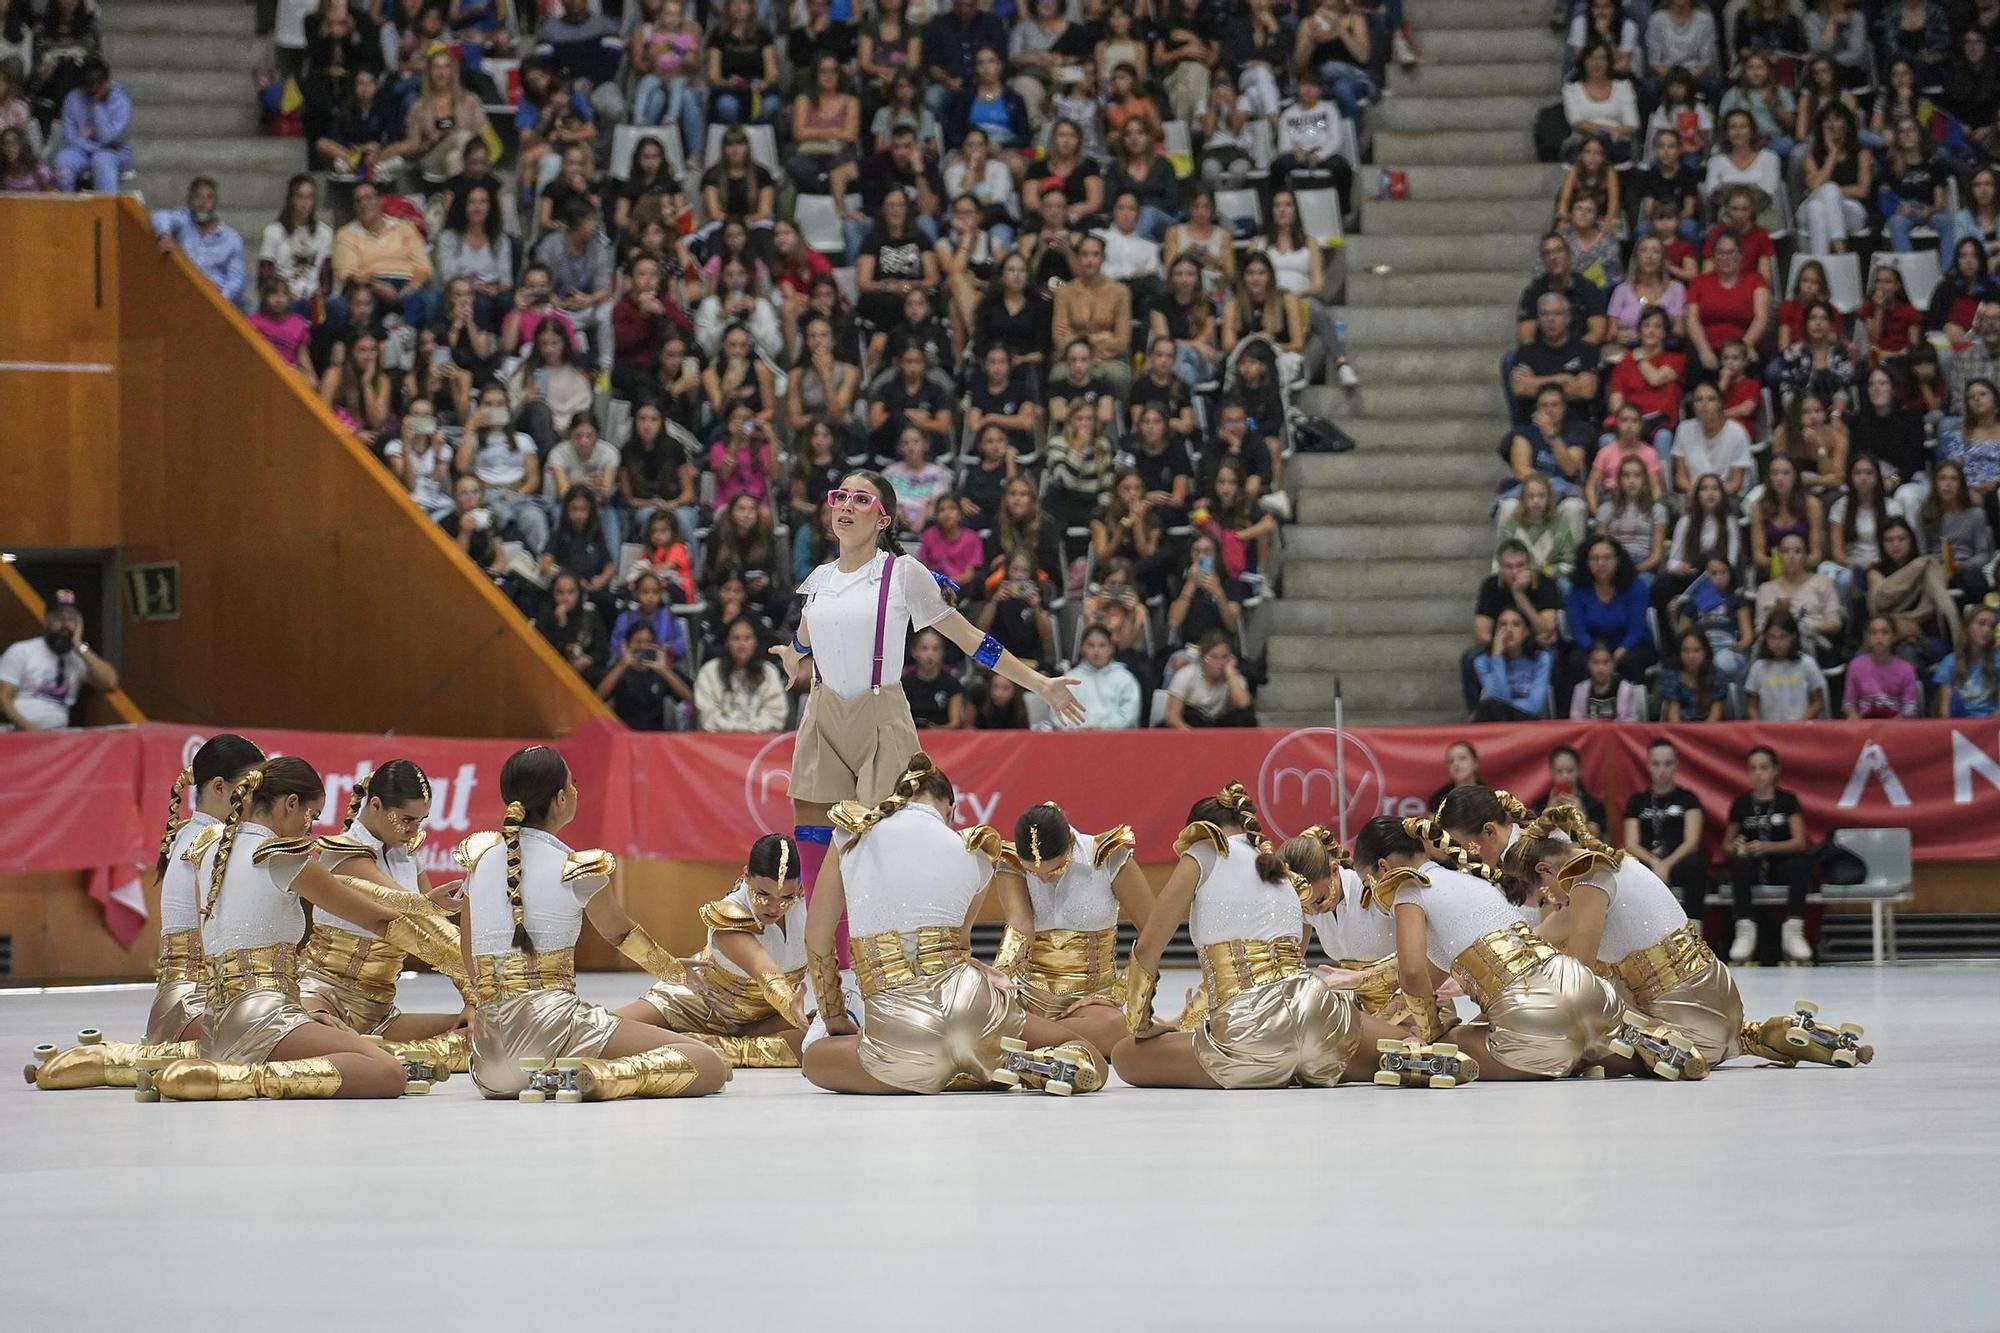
[1307,866,1394,961]
[159,811,219,935]
[1565,852,1689,962]
[1022,828,1132,932]
[1185,833,1303,949]
[318,815,422,940]
[708,881,808,977]
[838,803,996,938]
[465,826,609,956]
[1393,862,1522,974]
[800,551,953,700]
[197,822,311,955]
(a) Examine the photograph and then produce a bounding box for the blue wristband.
[973,634,1004,669]
[792,633,813,658]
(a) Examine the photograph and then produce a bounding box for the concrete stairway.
[1269,0,1559,725]
[102,0,287,248]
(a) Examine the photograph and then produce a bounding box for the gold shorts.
[858,961,1027,1094]
[635,973,763,1035]
[298,970,400,1036]
[1612,954,1746,1067]
[790,684,922,806]
[469,990,621,1098]
[199,989,315,1065]
[1483,955,1625,1078]
[1193,971,1362,1090]
[143,979,206,1045]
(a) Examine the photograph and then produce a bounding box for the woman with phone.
[771,472,1088,956]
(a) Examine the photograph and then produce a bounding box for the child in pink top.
[707,406,776,510]
[247,278,313,373]
[1843,616,1922,718]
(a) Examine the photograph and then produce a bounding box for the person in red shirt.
[1651,197,1700,283]
[1687,231,1770,373]
[1702,185,1776,284]
[1716,340,1763,427]
[1606,306,1685,443]
[1775,257,1835,349]
[770,215,834,349]
[1858,264,1922,362]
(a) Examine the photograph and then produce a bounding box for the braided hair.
[156,733,264,878]
[201,757,325,922]
[1013,801,1072,873]
[1438,785,1618,901]
[835,752,956,840]
[342,759,433,832]
[1185,781,1287,883]
[498,745,572,953]
[1278,825,1350,899]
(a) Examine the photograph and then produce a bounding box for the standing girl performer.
[1439,789,1873,1071]
[1350,813,1626,1084]
[25,734,265,1091]
[986,801,1153,1057]
[1112,784,1415,1091]
[799,754,1106,1095]
[304,760,475,1075]
[143,758,418,1101]
[459,745,730,1101]
[770,470,1086,964]
[615,834,810,1068]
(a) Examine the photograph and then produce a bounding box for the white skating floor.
[2,963,1996,1333]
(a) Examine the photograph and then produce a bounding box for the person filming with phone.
[1166,531,1245,661]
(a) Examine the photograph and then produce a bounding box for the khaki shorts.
[789,684,921,806]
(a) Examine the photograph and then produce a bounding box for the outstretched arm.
[929,607,1087,725]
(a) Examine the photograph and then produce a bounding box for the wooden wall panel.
[0,871,159,983]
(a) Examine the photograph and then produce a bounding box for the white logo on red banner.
[1257,728,1390,843]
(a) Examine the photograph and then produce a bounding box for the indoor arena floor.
[2,963,1995,1333]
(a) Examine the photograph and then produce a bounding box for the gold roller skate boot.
[990,1037,1105,1095]
[693,1033,801,1068]
[370,1033,466,1091]
[1607,1011,1710,1081]
[556,1047,702,1101]
[25,1037,199,1090]
[1740,1000,1874,1067]
[149,1057,344,1101]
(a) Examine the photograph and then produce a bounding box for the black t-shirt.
[1577,685,1624,720]
[622,435,689,503]
[1128,372,1190,426]
[875,374,951,432]
[1516,273,1607,328]
[886,315,953,371]
[904,669,964,727]
[864,230,929,285]
[974,294,1050,363]
[797,454,846,508]
[1888,155,1946,206]
[608,666,671,730]
[968,375,1036,453]
[1625,161,1700,222]
[960,459,1010,531]
[857,152,945,216]
[1474,573,1562,620]
[987,591,1046,663]
[1729,789,1802,846]
[1515,335,1602,429]
[786,19,856,68]
[1045,371,1112,419]
[717,24,775,81]
[1625,785,1702,856]
[1132,439,1193,505]
[701,162,775,219]
[1197,432,1273,489]
[1149,289,1202,342]
[1176,576,1248,646]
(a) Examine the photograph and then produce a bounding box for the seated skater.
[615,834,811,1068]
[26,734,265,1090]
[1440,788,1873,1071]
[458,745,730,1101]
[144,758,419,1100]
[984,801,1154,1057]
[1110,783,1416,1090]
[799,753,1107,1095]
[303,760,475,1077]
[1350,814,1626,1084]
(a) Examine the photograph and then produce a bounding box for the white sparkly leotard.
[465,827,609,955]
[196,823,312,955]
[1185,833,1303,948]
[839,803,997,938]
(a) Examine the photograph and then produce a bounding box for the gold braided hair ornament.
[776,836,791,887]
[1211,781,1312,897]
[200,768,265,921]
[502,799,531,949]
[828,755,941,840]
[157,766,195,867]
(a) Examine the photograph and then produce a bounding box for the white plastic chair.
[1826,828,1915,963]
[1790,251,1861,313]
[1162,119,1193,179]
[1215,188,1262,236]
[1873,249,1942,312]
[1295,188,1345,249]
[793,192,846,257]
[704,123,779,176]
[611,124,686,182]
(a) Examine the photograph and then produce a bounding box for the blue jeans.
[709,88,775,128]
[1173,343,1218,386]
[1634,215,1702,244]
[1315,60,1375,121]
[923,81,956,122]
[841,212,939,265]
[1886,207,1956,255]
[51,142,129,191]
[633,74,704,160]
[1136,204,1174,243]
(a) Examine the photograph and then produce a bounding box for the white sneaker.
[1394,31,1419,66]
[1337,362,1360,388]
[1729,918,1757,963]
[1258,491,1293,521]
[1780,917,1814,964]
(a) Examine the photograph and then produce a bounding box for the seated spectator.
[1470,607,1554,722]
[319,331,393,448]
[1880,115,1955,254]
[1522,235,1609,355]
[869,343,955,460]
[703,491,787,620]
[1269,68,1356,210]
[1745,609,1830,720]
[986,474,1064,587]
[151,176,246,306]
[610,256,689,401]
[596,622,692,730]
[978,552,1056,668]
[1540,745,1608,834]
[1194,461,1276,580]
[248,278,315,377]
[878,287,955,373]
[1671,383,1754,500]
[944,129,1020,249]
[1685,231,1769,378]
[959,427,1017,535]
[0,590,117,732]
[1053,233,1134,390]
[628,0,705,155]
[1046,337,1116,429]
[1627,130,1701,242]
[1498,474,1578,583]
[1500,386,1589,537]
[1919,460,1996,601]
[532,199,615,368]
[1672,552,1755,684]
[1750,455,1828,570]
[1773,392,1855,498]
[1557,196,1620,290]
[1935,603,2000,717]
[705,0,779,127]
[708,408,778,515]
[971,672,1032,729]
[1463,540,1564,711]
[694,616,788,732]
[1562,48,1639,163]
[854,184,941,332]
[1939,379,2000,510]
[1568,535,1655,682]
[1197,397,1276,509]
[1104,117,1179,243]
[610,570,691,663]
[787,53,863,193]
[1774,258,1834,350]
[1605,313,1684,448]
[1925,240,2000,344]
[509,57,592,194]
[260,174,334,311]
[1829,454,1892,579]
[699,135,778,252]
[787,318,862,442]
[945,44,1030,164]
[1725,744,1812,964]
[1658,630,1726,722]
[51,59,130,193]
[1091,468,1164,574]
[456,383,549,550]
[1606,240,1688,354]
[1425,740,1484,810]
[332,180,433,326]
[1845,614,1924,718]
[1774,304,1858,413]
[885,427,950,530]
[1594,453,1668,580]
[1557,132,1621,226]
[1756,531,1846,649]
[1071,623,1143,729]
[703,323,779,433]
[622,402,698,559]
[918,492,987,592]
[544,485,617,610]
[1509,297,1601,433]
[1082,558,1156,664]
[973,253,1051,369]
[1166,533,1245,656]
[1151,250,1225,388]
[1044,400,1115,535]
[1567,0,1637,77]
[386,47,488,182]
[1940,27,2000,131]
[1666,477,1745,585]
[1717,55,1794,160]
[1222,351,1291,497]
[511,320,595,452]
[1624,739,1710,918]
[0,125,51,191]
[1128,404,1192,526]
[1702,185,1777,284]
[547,415,624,552]
[1165,630,1258,728]
[963,344,1039,458]
[381,397,452,520]
[1796,104,1872,256]
[1569,639,1645,720]
[904,627,967,729]
[537,571,610,681]
[1095,191,1165,288]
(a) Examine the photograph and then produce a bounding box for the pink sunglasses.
[826,489,884,511]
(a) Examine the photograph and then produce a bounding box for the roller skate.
[140,1057,344,1100]
[519,1048,702,1102]
[1779,918,1814,965]
[364,1034,456,1092]
[1729,919,1757,965]
[517,1058,586,1103]
[990,1037,1105,1095]
[24,1031,199,1090]
[1740,1000,1873,1067]
[1606,1011,1709,1081]
[1373,1038,1479,1088]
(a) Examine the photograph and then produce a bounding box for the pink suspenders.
[809,550,897,695]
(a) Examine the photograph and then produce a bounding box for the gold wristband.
[991,925,1032,979]
[1407,992,1443,1045]
[758,971,803,1026]
[1348,955,1400,1015]
[616,925,689,985]
[1123,965,1159,1035]
[808,949,845,1024]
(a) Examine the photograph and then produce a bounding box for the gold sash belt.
[851,927,970,998]
[157,928,203,985]
[1451,925,1557,1010]
[300,924,406,1007]
[1199,935,1304,1005]
[1027,927,1119,995]
[471,948,578,1003]
[1604,922,1715,1002]
[204,943,300,1007]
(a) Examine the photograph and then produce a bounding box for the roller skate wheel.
[1784,1026,1812,1048]
[1046,1079,1073,1096]
[1376,1037,1409,1054]
[1433,1043,1459,1057]
[1667,1032,1695,1054]
[405,1080,432,1095]
[1373,1070,1402,1087]
[1582,1065,1606,1079]
[78,1029,102,1045]
[1000,1036,1027,1054]
[555,1089,583,1103]
[1839,1021,1864,1038]
[1793,999,1818,1016]
[1655,1061,1681,1081]
[1832,1050,1857,1068]
[32,1043,55,1060]
[991,1067,1021,1088]
[1608,1037,1635,1059]
[518,1089,546,1103]
[22,1063,38,1085]
[134,1087,160,1103]
[1428,1074,1456,1089]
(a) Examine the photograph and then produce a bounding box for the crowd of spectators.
[1467,0,2000,727]
[0,0,1427,731]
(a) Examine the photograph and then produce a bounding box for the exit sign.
[125,562,181,621]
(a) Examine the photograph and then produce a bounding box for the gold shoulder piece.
[827,801,875,837]
[1555,850,1618,891]
[453,831,504,872]
[562,850,618,884]
[181,823,225,867]
[1172,821,1228,858]
[995,840,1025,873]
[699,898,764,935]
[250,835,321,865]
[1092,825,1137,870]
[316,833,375,867]
[1360,866,1429,912]
[961,825,1005,860]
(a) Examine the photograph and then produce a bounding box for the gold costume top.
[1002,825,1135,999]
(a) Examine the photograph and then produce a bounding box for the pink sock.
[794,825,849,967]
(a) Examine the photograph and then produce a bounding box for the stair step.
[1286,524,1494,560]
[1339,346,1510,385]
[116,69,257,106]
[1319,382,1501,420]
[1346,269,1529,309]
[1259,707,1465,726]
[102,4,259,35]
[1298,386,1506,430]
[1371,129,1537,165]
[1322,304,1519,345]
[1269,632,1469,673]
[1389,61,1559,98]
[1263,667,1461,713]
[1287,557,1491,600]
[133,102,264,138]
[1297,485,1492,525]
[1362,195,1556,235]
[1289,432,1503,474]
[1406,0,1548,29]
[1418,27,1564,62]
[1262,599,1469,635]
[1344,231,1544,276]
[132,169,289,217]
[101,31,266,71]
[1374,95,1554,134]
[129,138,306,173]
[1384,163,1567,200]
